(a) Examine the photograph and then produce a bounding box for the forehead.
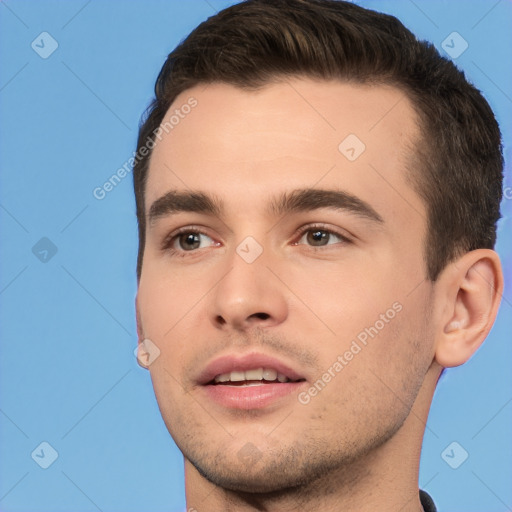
[145,79,424,227]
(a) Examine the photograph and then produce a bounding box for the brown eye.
[163,229,218,255]
[177,232,202,250]
[296,227,348,248]
[306,230,330,246]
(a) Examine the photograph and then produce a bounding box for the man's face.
[136,79,437,492]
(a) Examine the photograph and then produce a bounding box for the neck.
[184,366,440,512]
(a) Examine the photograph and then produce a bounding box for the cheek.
[291,261,432,395]
[352,295,434,403]
[137,267,206,340]
[284,258,404,337]
[315,304,431,433]
[137,267,216,385]
[137,280,171,339]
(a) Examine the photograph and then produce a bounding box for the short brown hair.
[133,0,503,281]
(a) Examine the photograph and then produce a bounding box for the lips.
[197,352,305,385]
[196,352,307,410]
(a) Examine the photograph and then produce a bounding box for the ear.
[433,249,503,368]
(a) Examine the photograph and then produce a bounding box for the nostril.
[251,312,270,320]
[216,315,227,325]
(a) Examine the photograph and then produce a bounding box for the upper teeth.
[214,368,290,383]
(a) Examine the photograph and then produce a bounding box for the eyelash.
[292,224,353,247]
[160,225,216,256]
[161,223,352,256]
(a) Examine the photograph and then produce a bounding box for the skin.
[135,79,503,511]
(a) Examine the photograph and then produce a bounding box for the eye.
[296,227,349,247]
[164,230,217,253]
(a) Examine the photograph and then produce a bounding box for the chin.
[184,440,339,496]
[192,457,310,494]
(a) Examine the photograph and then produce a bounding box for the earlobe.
[434,249,503,368]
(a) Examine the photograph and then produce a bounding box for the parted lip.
[196,352,306,385]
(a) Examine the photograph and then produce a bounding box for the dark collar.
[420,489,437,512]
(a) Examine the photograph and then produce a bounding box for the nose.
[208,247,289,331]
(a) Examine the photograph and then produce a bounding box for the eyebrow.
[268,188,383,223]
[148,190,223,225]
[147,188,383,225]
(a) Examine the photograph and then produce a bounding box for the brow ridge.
[147,187,383,225]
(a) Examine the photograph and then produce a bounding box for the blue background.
[0,1,511,511]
